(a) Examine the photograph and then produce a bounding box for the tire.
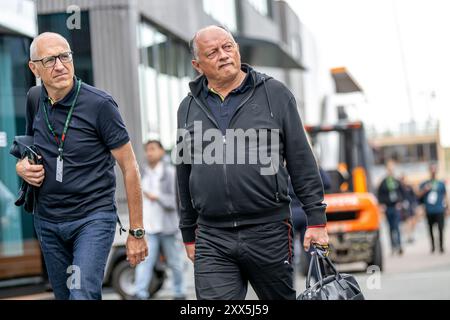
[148,268,165,297]
[368,237,383,272]
[111,259,166,300]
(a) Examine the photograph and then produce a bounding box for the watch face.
[135,229,144,238]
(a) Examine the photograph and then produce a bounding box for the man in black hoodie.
[175,25,328,300]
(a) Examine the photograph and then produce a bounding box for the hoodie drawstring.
[262,77,274,118]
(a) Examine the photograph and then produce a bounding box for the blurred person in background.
[377,160,405,255]
[399,175,419,244]
[418,163,448,254]
[134,140,186,300]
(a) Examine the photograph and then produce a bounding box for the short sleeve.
[96,98,130,150]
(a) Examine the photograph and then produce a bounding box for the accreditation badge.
[389,191,398,203]
[56,156,63,182]
[427,191,438,205]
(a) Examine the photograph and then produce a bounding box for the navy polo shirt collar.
[201,65,253,99]
[41,76,78,107]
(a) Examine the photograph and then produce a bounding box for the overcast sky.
[285,0,450,133]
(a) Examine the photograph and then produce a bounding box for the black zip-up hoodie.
[176,64,327,243]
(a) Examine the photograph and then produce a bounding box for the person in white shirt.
[134,140,186,299]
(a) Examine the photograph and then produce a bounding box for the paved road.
[343,215,450,300]
[102,215,450,300]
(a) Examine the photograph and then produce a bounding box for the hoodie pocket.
[189,164,229,216]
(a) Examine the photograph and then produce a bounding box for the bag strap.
[306,244,342,288]
[27,86,41,128]
[306,250,323,288]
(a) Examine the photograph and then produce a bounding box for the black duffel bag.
[10,135,42,213]
[297,244,365,300]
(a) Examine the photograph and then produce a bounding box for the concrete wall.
[138,0,216,42]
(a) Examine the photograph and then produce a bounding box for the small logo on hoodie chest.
[250,103,260,114]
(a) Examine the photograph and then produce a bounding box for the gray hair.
[30,32,71,60]
[189,25,236,60]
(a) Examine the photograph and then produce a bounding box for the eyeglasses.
[32,51,74,68]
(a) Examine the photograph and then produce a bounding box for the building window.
[37,12,94,86]
[202,0,237,32]
[247,0,270,17]
[138,20,195,150]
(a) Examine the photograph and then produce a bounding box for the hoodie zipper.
[190,95,238,216]
[190,76,258,220]
[223,79,257,221]
[222,135,236,219]
[228,75,257,128]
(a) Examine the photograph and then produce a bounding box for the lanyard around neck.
[42,79,82,159]
[386,176,397,191]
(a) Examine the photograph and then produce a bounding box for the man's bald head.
[189,25,236,60]
[30,32,71,60]
[28,32,75,96]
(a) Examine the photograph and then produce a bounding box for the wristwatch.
[129,228,145,239]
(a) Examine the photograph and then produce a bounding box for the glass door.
[0,34,40,279]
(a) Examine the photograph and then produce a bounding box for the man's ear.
[28,61,40,78]
[191,59,203,75]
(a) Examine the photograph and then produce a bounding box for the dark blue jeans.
[33,211,117,300]
[386,206,402,251]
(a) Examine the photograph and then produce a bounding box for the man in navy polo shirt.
[15,32,148,299]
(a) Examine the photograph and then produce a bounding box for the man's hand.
[184,243,195,262]
[16,157,45,187]
[126,235,148,267]
[303,227,329,252]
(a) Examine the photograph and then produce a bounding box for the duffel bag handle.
[306,244,341,289]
